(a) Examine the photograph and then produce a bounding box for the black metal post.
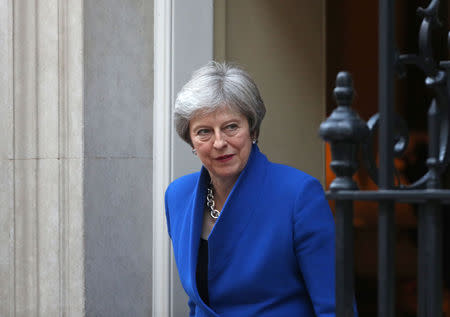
[418,205,426,317]
[420,201,443,317]
[335,200,354,317]
[378,201,395,317]
[421,100,443,317]
[320,73,368,317]
[378,1,396,317]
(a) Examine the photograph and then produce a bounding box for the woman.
[165,62,336,317]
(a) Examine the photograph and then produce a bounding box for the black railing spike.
[319,72,368,191]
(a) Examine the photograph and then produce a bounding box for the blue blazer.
[165,145,336,317]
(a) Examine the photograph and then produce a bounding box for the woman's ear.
[251,130,259,140]
[250,131,258,144]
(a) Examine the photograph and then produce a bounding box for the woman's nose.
[213,131,227,149]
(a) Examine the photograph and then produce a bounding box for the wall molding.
[0,0,84,315]
[152,0,173,316]
[0,1,14,316]
[58,0,84,316]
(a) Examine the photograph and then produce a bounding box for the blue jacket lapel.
[186,145,268,316]
[187,168,207,297]
[208,145,268,278]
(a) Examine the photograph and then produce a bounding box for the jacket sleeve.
[293,178,337,317]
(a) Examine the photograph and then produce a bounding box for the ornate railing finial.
[319,72,369,191]
[417,0,441,25]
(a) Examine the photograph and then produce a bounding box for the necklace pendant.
[210,209,220,219]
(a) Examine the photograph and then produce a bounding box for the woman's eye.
[197,129,211,136]
[225,124,238,131]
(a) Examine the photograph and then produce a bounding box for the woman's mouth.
[216,154,234,162]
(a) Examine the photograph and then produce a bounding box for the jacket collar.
[188,144,269,313]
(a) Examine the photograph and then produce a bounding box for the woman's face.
[189,106,253,186]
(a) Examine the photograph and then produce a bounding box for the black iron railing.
[319,0,450,316]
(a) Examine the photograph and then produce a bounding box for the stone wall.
[84,0,154,316]
[0,1,153,316]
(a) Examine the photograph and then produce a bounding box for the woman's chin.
[209,168,242,183]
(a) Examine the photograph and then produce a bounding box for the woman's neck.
[209,175,238,210]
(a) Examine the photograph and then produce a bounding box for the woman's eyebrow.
[190,123,210,131]
[221,118,241,125]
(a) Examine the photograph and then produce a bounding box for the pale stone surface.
[65,158,85,317]
[0,160,13,317]
[12,159,63,316]
[57,2,86,315]
[0,0,13,160]
[37,0,59,159]
[83,0,154,316]
[14,0,37,160]
[84,158,153,317]
[0,0,85,316]
[12,157,85,317]
[0,0,153,315]
[35,0,59,158]
[85,0,153,158]
[64,0,84,159]
[0,3,14,314]
[37,159,60,316]
[14,159,39,316]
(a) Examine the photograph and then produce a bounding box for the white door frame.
[153,1,214,316]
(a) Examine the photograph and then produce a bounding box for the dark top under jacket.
[196,238,209,306]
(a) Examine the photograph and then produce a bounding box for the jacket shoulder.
[164,172,201,239]
[165,171,200,198]
[267,161,321,190]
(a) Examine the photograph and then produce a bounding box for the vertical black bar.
[378,0,395,185]
[423,101,443,317]
[424,201,443,317]
[378,201,395,317]
[378,0,395,317]
[417,205,427,317]
[335,200,354,317]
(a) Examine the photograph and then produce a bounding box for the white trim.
[0,0,14,315]
[152,0,173,316]
[59,0,85,315]
[153,1,214,315]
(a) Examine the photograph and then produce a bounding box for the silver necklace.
[206,186,220,219]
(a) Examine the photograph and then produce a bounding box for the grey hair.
[174,62,266,145]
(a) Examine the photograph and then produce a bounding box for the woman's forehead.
[190,107,247,128]
[192,104,244,121]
